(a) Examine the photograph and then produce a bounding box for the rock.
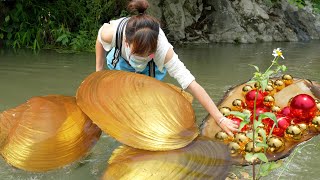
[148,0,320,44]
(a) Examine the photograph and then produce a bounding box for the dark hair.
[125,0,159,56]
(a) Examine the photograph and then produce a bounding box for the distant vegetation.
[0,0,319,52]
[0,0,128,52]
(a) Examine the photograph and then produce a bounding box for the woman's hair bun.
[127,0,149,15]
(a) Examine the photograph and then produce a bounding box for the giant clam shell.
[76,70,198,151]
[0,95,101,171]
[201,78,320,165]
[102,136,231,179]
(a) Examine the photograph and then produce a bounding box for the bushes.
[1,0,320,52]
[0,0,128,52]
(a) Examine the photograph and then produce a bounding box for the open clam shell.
[201,78,320,165]
[76,70,198,151]
[102,136,231,179]
[0,95,101,171]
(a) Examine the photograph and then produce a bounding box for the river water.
[0,41,320,179]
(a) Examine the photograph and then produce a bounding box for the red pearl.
[277,116,291,130]
[280,106,291,117]
[230,116,249,132]
[256,107,268,117]
[245,90,264,109]
[272,127,285,137]
[290,94,317,122]
[262,117,274,132]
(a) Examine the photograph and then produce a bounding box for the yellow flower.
[272,48,284,59]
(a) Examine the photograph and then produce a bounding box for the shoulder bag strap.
[111,17,129,67]
[148,60,155,77]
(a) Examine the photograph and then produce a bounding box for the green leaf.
[56,34,68,42]
[258,112,277,124]
[249,64,260,72]
[269,160,283,170]
[254,152,268,163]
[254,120,262,130]
[259,163,271,176]
[281,65,287,71]
[229,111,246,119]
[33,39,37,50]
[259,161,283,177]
[265,70,275,77]
[7,32,12,40]
[5,15,10,22]
[246,132,253,140]
[254,72,262,77]
[256,142,268,148]
[239,121,248,131]
[245,152,255,162]
[260,78,268,91]
[247,80,257,84]
[258,128,267,143]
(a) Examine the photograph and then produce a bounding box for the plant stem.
[252,89,259,180]
[268,123,276,137]
[264,57,278,74]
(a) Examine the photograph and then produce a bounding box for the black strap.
[112,17,155,78]
[111,17,129,67]
[148,60,155,77]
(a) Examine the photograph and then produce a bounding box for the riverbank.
[151,0,320,44]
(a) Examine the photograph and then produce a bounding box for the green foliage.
[264,0,320,13]
[286,0,320,12]
[230,49,287,179]
[0,0,128,52]
[249,49,286,179]
[288,0,306,8]
[311,0,320,13]
[259,161,283,177]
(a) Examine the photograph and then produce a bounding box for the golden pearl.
[242,85,253,95]
[215,131,233,143]
[234,132,250,147]
[242,109,252,116]
[282,74,293,86]
[274,79,286,92]
[263,95,275,107]
[309,116,320,132]
[297,123,308,134]
[271,106,281,113]
[231,99,246,111]
[267,136,285,153]
[219,107,231,116]
[284,125,302,141]
[228,142,241,155]
[245,141,263,153]
[315,99,320,111]
[265,85,276,96]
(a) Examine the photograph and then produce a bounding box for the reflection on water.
[1,41,320,179]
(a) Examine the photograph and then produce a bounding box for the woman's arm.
[187,81,238,136]
[95,24,114,72]
[96,39,106,71]
[164,48,238,136]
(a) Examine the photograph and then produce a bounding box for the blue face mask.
[125,46,152,72]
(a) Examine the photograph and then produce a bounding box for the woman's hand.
[216,116,239,136]
[187,81,239,136]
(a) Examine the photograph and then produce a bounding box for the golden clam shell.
[0,95,101,172]
[103,137,231,180]
[76,70,198,151]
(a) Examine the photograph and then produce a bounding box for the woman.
[95,0,238,136]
